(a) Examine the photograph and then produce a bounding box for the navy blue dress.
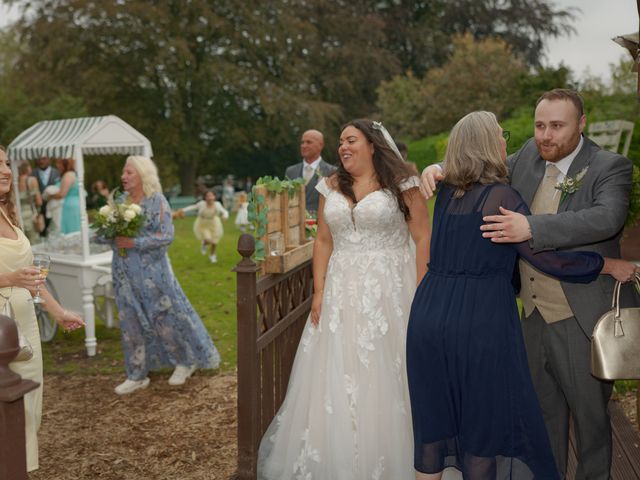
[406,183,603,479]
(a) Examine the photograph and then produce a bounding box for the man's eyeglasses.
[502,130,510,142]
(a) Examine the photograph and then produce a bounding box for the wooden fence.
[0,314,40,480]
[233,234,313,479]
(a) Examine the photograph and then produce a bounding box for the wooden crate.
[254,185,313,273]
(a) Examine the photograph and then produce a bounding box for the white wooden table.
[33,240,113,357]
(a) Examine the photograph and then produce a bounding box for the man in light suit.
[421,89,638,479]
[31,156,61,236]
[285,129,336,213]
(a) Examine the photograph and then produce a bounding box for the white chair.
[588,120,634,157]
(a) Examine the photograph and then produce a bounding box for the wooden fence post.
[233,234,261,479]
[0,314,40,480]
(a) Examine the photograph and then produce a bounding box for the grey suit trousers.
[522,308,613,480]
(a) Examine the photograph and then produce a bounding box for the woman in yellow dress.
[181,190,229,263]
[0,145,83,472]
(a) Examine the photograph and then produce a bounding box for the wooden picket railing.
[233,234,313,479]
[0,314,40,480]
[231,232,640,479]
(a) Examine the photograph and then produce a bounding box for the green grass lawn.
[42,216,243,375]
[37,197,638,396]
[42,195,435,376]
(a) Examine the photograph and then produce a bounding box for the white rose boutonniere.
[555,166,588,204]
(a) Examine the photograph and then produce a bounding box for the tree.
[0,0,577,189]
[376,0,576,76]
[377,34,527,138]
[376,71,428,139]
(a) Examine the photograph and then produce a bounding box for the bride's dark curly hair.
[331,119,417,220]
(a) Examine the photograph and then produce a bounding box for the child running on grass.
[180,190,229,263]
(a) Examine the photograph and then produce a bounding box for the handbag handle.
[610,273,640,337]
[611,272,640,316]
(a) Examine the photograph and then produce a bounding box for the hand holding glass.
[30,254,50,304]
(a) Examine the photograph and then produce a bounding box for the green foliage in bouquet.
[91,190,145,256]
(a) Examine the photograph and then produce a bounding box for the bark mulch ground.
[26,374,640,479]
[30,373,238,480]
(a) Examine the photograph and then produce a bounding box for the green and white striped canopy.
[7,115,152,160]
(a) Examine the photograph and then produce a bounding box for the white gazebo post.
[7,115,153,358]
[74,147,98,356]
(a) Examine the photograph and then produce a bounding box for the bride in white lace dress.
[258,119,431,479]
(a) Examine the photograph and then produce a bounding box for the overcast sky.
[0,1,638,82]
[545,0,638,81]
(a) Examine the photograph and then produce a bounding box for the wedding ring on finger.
[500,230,505,238]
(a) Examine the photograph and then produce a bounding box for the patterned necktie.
[303,164,314,184]
[530,163,562,214]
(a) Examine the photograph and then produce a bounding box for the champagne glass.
[31,253,51,304]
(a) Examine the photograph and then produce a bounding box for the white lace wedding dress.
[257,177,420,480]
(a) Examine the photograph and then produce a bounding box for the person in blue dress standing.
[109,155,220,395]
[406,111,627,480]
[45,157,81,234]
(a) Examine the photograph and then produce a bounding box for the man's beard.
[536,135,580,162]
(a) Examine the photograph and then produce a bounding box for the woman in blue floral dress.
[110,155,220,395]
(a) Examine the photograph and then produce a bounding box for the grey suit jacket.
[285,159,336,213]
[32,167,61,193]
[508,135,635,335]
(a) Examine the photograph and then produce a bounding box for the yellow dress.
[184,200,229,244]
[0,208,42,472]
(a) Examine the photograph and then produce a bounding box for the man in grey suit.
[285,129,336,213]
[421,89,638,479]
[31,156,61,236]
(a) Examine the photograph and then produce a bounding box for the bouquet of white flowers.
[91,193,144,257]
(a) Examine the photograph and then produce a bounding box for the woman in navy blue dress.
[406,111,621,480]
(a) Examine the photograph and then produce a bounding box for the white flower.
[98,205,113,217]
[128,203,142,214]
[123,208,137,221]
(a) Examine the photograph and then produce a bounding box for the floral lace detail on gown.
[257,177,421,480]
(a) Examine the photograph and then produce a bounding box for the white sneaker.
[114,377,150,395]
[168,365,196,386]
[200,242,207,255]
[209,254,217,263]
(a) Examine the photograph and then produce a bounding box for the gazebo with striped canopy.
[7,114,153,259]
[6,116,153,357]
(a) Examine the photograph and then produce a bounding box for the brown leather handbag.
[591,273,640,380]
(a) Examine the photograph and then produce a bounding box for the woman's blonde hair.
[125,156,162,198]
[443,111,508,198]
[0,146,19,227]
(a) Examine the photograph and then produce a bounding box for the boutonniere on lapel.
[555,166,588,204]
[315,168,324,180]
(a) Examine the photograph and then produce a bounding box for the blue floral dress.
[110,192,220,380]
